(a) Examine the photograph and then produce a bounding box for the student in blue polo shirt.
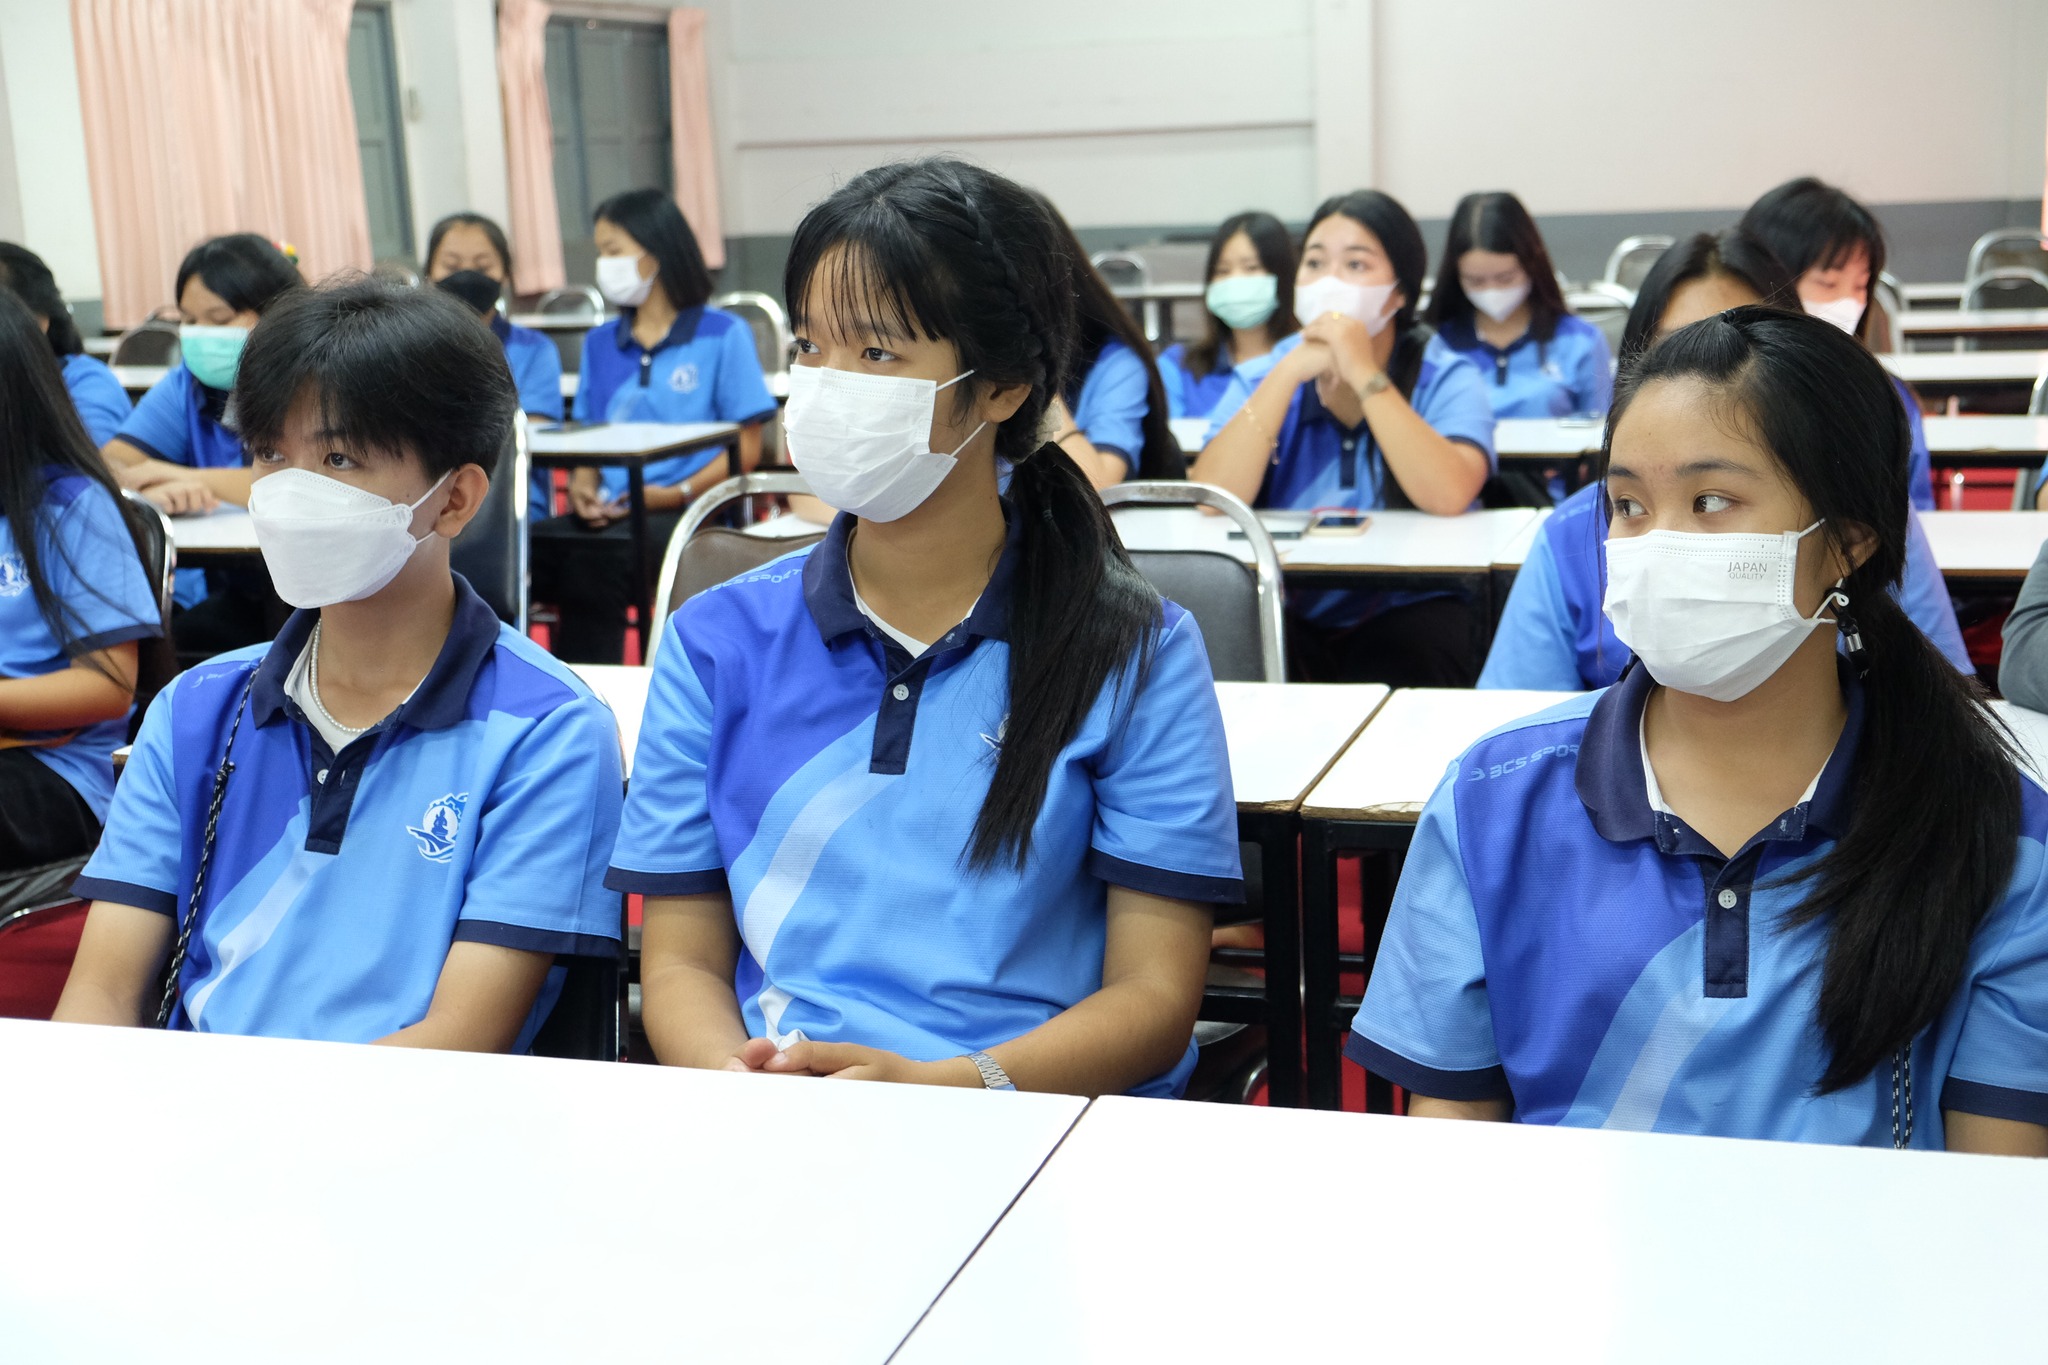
[1424,191,1611,432]
[614,158,1241,1097]
[0,242,132,446]
[1480,229,1970,690]
[1353,308,2048,1154]
[56,279,622,1047]
[1156,211,1298,422]
[0,291,161,875]
[1035,197,1181,487]
[529,188,776,664]
[1190,189,1497,684]
[423,212,565,519]
[1740,178,1934,511]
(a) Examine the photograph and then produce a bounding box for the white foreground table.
[163,505,259,559]
[1111,505,1538,576]
[0,1018,1084,1365]
[1303,686,1578,823]
[898,1096,2048,1363]
[1917,510,2047,579]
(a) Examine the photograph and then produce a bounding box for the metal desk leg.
[1250,809,1303,1109]
[1301,818,1343,1110]
[627,464,650,658]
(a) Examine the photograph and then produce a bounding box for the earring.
[1830,589,1869,677]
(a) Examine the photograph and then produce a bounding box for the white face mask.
[249,468,452,609]
[1293,275,1398,335]
[782,365,983,522]
[1602,521,1844,703]
[595,253,653,308]
[1803,295,1865,336]
[1467,281,1531,324]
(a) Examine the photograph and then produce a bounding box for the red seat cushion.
[0,901,90,1020]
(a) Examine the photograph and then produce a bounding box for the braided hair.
[785,158,1162,870]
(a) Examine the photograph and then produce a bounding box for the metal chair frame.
[536,285,605,318]
[710,289,795,375]
[1100,480,1287,683]
[119,491,177,622]
[1965,229,2048,285]
[1602,235,1674,292]
[648,471,818,667]
[1961,268,2048,311]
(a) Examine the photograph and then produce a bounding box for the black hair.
[235,276,517,482]
[1425,191,1570,342]
[1303,189,1432,507]
[1606,306,2020,1093]
[174,234,303,317]
[594,188,714,313]
[785,157,1162,871]
[1619,228,1798,368]
[0,242,84,356]
[1739,178,1888,345]
[1030,192,1181,480]
[1183,210,1298,381]
[425,212,514,281]
[0,289,153,682]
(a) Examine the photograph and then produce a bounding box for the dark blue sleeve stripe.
[1087,849,1244,905]
[69,875,176,916]
[115,435,169,462]
[1942,1077,2048,1126]
[1344,1031,1513,1102]
[603,866,729,896]
[70,622,164,656]
[732,406,780,428]
[453,920,621,959]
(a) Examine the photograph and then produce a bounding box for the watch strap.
[965,1050,1016,1091]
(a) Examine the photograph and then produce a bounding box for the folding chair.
[109,317,181,367]
[646,472,825,666]
[1602,235,1674,296]
[536,286,605,319]
[0,896,90,1020]
[1964,229,2048,284]
[451,411,530,631]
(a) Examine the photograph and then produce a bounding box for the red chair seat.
[0,900,90,1020]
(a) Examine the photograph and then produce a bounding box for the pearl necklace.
[308,619,372,739]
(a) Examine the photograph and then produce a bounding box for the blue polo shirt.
[1,467,160,821]
[574,306,777,501]
[62,352,133,446]
[1349,663,2048,1146]
[1479,484,1974,690]
[1069,337,1150,475]
[1894,375,1935,512]
[116,365,249,609]
[606,508,1244,1097]
[1434,314,1613,420]
[491,315,568,520]
[1156,341,1257,420]
[73,576,624,1043]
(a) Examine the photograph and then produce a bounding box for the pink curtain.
[667,9,726,270]
[499,0,566,296]
[71,0,372,330]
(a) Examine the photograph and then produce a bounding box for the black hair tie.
[1831,589,1869,678]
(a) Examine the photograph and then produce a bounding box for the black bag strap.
[153,673,257,1029]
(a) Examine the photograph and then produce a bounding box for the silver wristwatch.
[965,1050,1016,1091]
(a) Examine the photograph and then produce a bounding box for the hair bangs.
[787,208,957,352]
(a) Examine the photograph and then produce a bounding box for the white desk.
[562,371,789,403]
[1303,686,1578,823]
[571,663,652,776]
[898,1095,2048,1364]
[1494,416,1606,461]
[508,310,606,332]
[1111,505,1539,576]
[1918,510,2047,579]
[112,363,169,396]
[1900,280,1966,308]
[1490,505,1552,571]
[1919,415,2048,466]
[0,1017,1084,1365]
[83,334,117,357]
[1882,350,2048,391]
[163,505,259,559]
[1899,307,2048,349]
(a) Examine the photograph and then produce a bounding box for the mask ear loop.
[1824,583,1866,678]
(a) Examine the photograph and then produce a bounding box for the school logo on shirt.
[0,553,25,597]
[668,362,700,395]
[407,792,470,863]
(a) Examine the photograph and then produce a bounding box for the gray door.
[546,17,673,287]
[349,4,414,264]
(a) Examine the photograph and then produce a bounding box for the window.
[348,3,413,263]
[546,16,672,284]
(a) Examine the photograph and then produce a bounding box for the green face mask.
[180,324,250,391]
[1204,273,1279,330]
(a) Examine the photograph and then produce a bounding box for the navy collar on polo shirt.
[489,312,513,343]
[803,498,1023,648]
[612,305,705,354]
[251,573,502,736]
[1441,314,1536,358]
[1574,657,1864,849]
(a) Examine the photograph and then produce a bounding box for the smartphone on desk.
[1307,510,1371,537]
[1229,511,1312,541]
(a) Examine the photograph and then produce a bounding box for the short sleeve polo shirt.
[1,468,161,820]
[114,365,246,471]
[606,505,1244,1097]
[1070,337,1150,474]
[1478,485,1974,691]
[1894,375,1936,512]
[573,306,778,501]
[1434,313,1613,420]
[1157,342,1250,421]
[62,352,134,447]
[74,576,624,1042]
[492,316,567,520]
[1349,663,2048,1146]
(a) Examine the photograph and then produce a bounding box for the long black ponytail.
[1609,306,2021,1092]
[784,158,1162,871]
